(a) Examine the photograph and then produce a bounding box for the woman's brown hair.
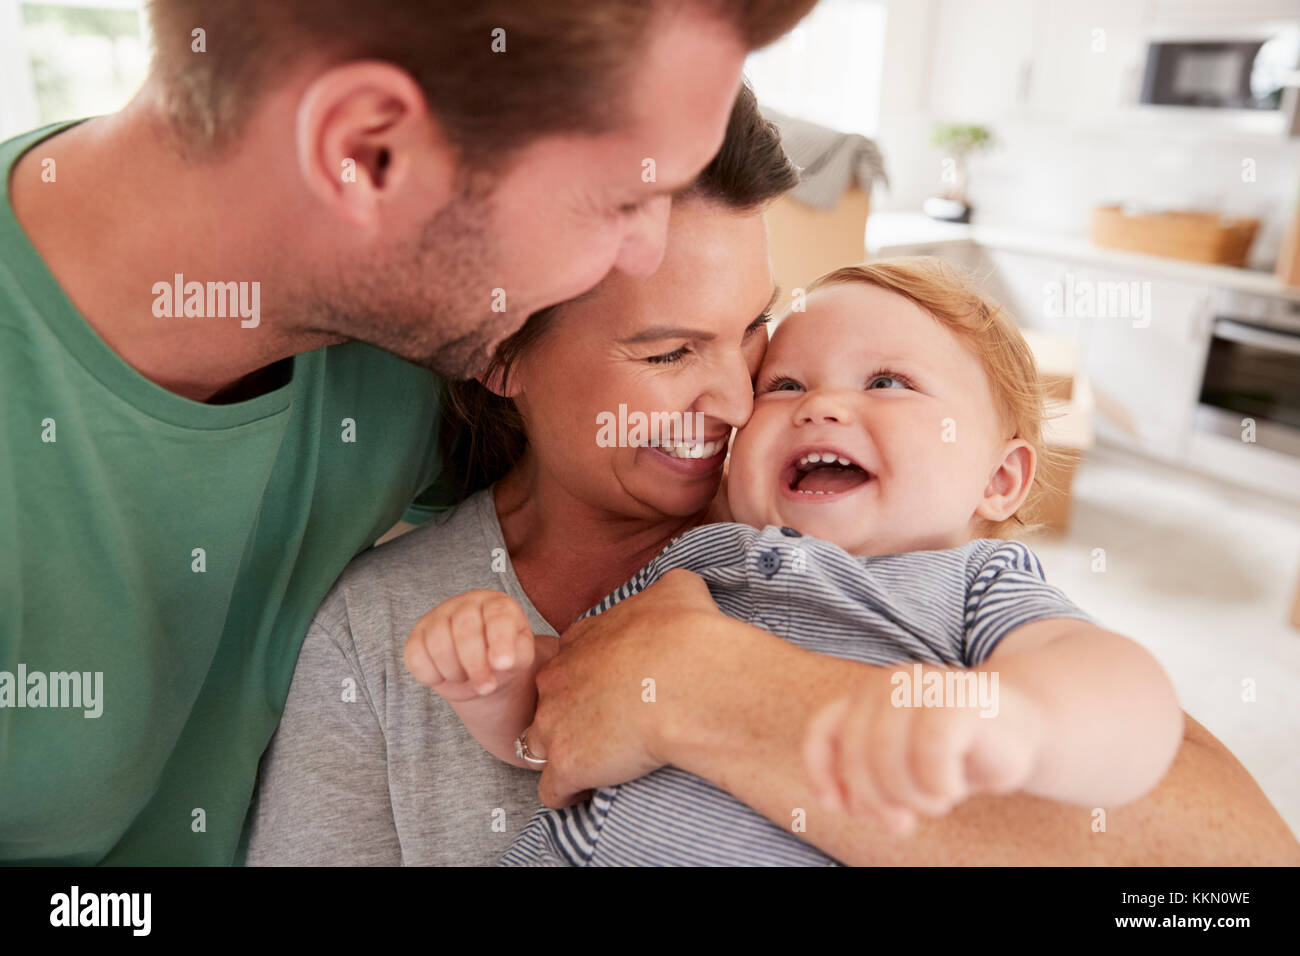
[437,81,797,501]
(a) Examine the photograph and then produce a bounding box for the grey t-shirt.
[245,488,554,866]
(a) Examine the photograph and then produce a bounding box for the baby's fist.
[403,590,539,701]
[803,671,1045,833]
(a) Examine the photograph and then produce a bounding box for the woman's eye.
[744,312,774,335]
[866,372,912,390]
[645,347,690,365]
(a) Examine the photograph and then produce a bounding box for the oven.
[1195,289,1300,458]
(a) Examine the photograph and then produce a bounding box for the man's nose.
[611,196,671,278]
[794,390,854,426]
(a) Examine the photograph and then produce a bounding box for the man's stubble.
[304,178,516,380]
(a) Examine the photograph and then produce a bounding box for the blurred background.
[4,0,1298,837]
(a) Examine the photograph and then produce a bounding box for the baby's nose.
[795,391,853,425]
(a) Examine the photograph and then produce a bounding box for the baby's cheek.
[724,436,768,526]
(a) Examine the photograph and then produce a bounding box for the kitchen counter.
[866,211,1300,303]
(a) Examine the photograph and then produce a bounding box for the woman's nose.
[794,390,854,426]
[697,349,758,429]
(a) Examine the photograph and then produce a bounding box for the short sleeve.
[400,469,457,525]
[245,610,402,866]
[963,541,1095,665]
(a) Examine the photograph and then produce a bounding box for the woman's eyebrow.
[620,289,782,345]
[619,325,716,345]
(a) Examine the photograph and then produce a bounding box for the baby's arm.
[804,619,1183,831]
[404,590,559,769]
[977,617,1183,805]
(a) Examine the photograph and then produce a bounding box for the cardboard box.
[1020,328,1094,534]
[1022,329,1078,403]
[1032,376,1094,533]
[765,186,872,306]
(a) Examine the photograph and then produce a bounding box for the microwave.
[1140,26,1300,112]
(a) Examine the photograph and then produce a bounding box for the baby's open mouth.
[783,448,873,496]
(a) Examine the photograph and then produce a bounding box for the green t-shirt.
[0,121,443,864]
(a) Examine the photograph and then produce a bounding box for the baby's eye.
[866,371,913,390]
[761,376,804,393]
[645,346,690,365]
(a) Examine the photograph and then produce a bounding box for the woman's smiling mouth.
[656,436,729,459]
[643,435,730,476]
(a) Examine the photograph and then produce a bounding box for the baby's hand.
[403,590,543,702]
[802,671,1045,834]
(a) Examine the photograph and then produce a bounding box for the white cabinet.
[1027,0,1148,119]
[928,0,1151,124]
[1077,267,1213,460]
[980,247,1091,341]
[978,247,1213,461]
[928,0,1038,122]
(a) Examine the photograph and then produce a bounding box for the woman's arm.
[529,570,1300,865]
[245,618,402,866]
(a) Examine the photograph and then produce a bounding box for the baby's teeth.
[837,456,850,466]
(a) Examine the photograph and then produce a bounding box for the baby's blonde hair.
[805,256,1069,538]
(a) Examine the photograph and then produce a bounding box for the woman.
[246,83,795,865]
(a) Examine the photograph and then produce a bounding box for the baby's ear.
[976,440,1036,523]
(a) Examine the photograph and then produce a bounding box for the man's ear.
[294,60,457,232]
[975,440,1036,524]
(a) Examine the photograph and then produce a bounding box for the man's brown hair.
[146,0,817,158]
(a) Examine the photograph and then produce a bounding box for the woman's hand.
[525,569,728,807]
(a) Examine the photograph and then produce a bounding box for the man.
[0,0,815,864]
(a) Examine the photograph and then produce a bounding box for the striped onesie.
[499,522,1094,867]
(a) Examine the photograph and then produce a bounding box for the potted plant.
[924,123,995,223]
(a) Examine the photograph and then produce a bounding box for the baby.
[405,256,1183,866]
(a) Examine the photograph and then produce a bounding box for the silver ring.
[515,729,548,766]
